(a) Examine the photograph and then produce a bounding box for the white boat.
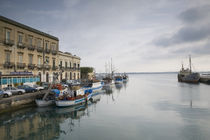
[55,93,92,107]
[35,99,55,107]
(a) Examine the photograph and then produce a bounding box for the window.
[6,30,10,41]
[78,64,80,68]
[45,57,49,64]
[29,54,33,64]
[70,62,71,68]
[45,42,48,49]
[37,39,41,47]
[5,52,10,62]
[29,36,33,46]
[74,63,76,68]
[65,62,67,68]
[53,59,55,67]
[38,56,41,65]
[18,54,23,63]
[60,61,62,67]
[18,33,23,43]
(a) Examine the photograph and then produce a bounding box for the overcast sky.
[1,0,210,72]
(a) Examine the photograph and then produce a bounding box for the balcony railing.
[17,42,26,49]
[45,48,51,54]
[52,66,58,70]
[4,39,14,46]
[37,64,44,70]
[28,45,36,51]
[52,50,57,55]
[17,62,26,69]
[44,64,51,70]
[37,47,44,52]
[59,66,64,70]
[28,64,36,70]
[3,62,15,68]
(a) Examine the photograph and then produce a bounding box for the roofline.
[0,15,59,41]
[58,51,81,60]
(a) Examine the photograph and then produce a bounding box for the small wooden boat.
[35,99,55,107]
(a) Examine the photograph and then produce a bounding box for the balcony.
[59,66,64,70]
[37,64,44,70]
[44,64,51,70]
[37,47,44,53]
[45,48,51,54]
[17,62,26,69]
[28,45,36,51]
[3,62,15,69]
[17,42,26,49]
[28,64,36,70]
[4,39,14,46]
[52,66,58,70]
[52,50,57,55]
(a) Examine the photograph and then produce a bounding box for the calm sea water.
[1,73,210,140]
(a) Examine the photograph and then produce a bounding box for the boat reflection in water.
[0,95,101,140]
[115,83,123,91]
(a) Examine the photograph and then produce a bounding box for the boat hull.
[178,73,200,83]
[56,94,92,107]
[35,99,55,107]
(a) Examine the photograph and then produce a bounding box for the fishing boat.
[55,88,92,107]
[177,55,200,83]
[122,73,128,82]
[114,76,123,84]
[35,84,64,107]
[84,80,104,92]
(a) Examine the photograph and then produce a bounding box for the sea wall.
[0,91,45,113]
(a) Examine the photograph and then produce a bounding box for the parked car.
[23,83,44,91]
[0,89,12,98]
[32,85,44,91]
[17,85,37,93]
[41,82,50,89]
[3,87,25,95]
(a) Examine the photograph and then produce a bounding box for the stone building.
[0,15,81,87]
[58,51,80,81]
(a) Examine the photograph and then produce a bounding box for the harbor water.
[1,73,210,140]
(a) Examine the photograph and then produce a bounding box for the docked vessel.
[177,55,200,83]
[114,76,123,84]
[122,74,128,82]
[55,88,92,107]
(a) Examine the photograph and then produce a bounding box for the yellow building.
[0,16,80,87]
[58,51,81,81]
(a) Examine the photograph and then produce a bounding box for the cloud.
[154,5,210,47]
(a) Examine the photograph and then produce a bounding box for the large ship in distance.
[177,55,200,83]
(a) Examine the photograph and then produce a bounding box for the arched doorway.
[74,73,76,80]
[38,72,41,82]
[46,72,49,82]
[70,72,72,80]
[65,72,67,80]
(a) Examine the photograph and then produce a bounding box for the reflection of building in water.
[0,108,60,140]
[0,102,99,140]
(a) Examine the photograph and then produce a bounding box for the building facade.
[58,51,81,81]
[0,16,80,87]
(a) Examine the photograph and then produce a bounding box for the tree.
[80,67,94,79]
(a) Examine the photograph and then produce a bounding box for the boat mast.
[189,55,192,73]
[111,58,113,77]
